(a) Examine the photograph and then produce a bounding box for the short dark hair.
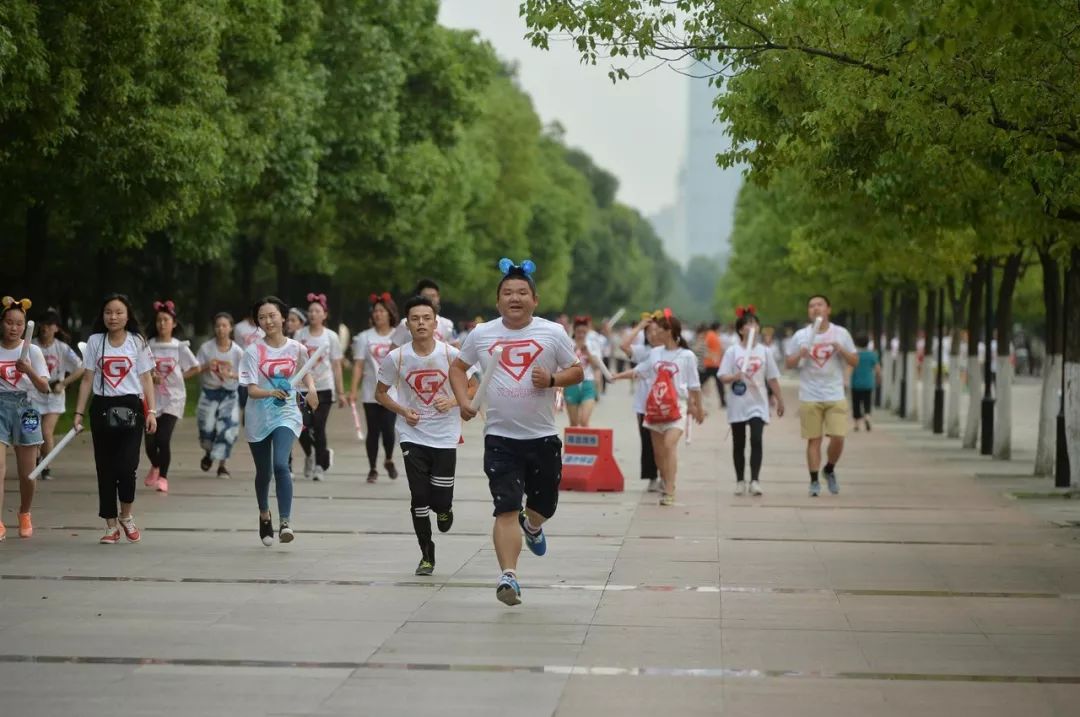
[252,296,288,324]
[213,311,235,326]
[854,331,870,348]
[415,278,440,295]
[369,295,400,326]
[808,294,831,307]
[496,273,537,298]
[710,321,721,331]
[403,295,436,318]
[735,312,761,334]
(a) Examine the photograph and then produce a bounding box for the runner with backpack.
[613,310,704,506]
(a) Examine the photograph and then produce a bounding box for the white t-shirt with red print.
[148,338,199,417]
[630,344,658,415]
[574,344,597,382]
[82,333,155,398]
[791,322,856,402]
[719,343,781,424]
[391,315,456,348]
[33,339,82,387]
[0,341,48,393]
[632,347,701,401]
[294,326,343,395]
[197,340,245,391]
[458,317,579,440]
[353,328,395,404]
[234,319,264,348]
[377,340,462,449]
[239,338,309,442]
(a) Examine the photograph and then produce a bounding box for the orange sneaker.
[118,517,141,543]
[18,512,32,538]
[99,528,121,544]
[155,477,168,493]
[144,466,160,487]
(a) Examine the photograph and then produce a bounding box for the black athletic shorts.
[402,442,457,493]
[483,434,562,518]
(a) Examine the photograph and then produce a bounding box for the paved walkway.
[2,380,1078,716]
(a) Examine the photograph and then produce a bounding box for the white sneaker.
[303,453,315,480]
[326,448,335,471]
[647,479,661,493]
[313,465,325,482]
[749,480,763,496]
[734,481,746,496]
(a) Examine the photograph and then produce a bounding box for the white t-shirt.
[792,323,856,402]
[377,341,461,449]
[630,343,656,415]
[83,333,155,398]
[234,319,264,348]
[391,315,456,347]
[0,341,48,393]
[33,338,82,389]
[574,344,597,382]
[720,343,780,424]
[294,326,343,395]
[353,328,395,403]
[458,317,579,440]
[148,338,200,417]
[239,338,308,442]
[633,346,701,401]
[197,340,245,391]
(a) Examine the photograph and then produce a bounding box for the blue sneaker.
[826,472,840,495]
[809,481,821,497]
[519,511,547,556]
[496,572,521,606]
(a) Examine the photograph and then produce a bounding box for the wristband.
[549,375,556,388]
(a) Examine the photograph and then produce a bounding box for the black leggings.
[299,390,334,469]
[699,367,726,405]
[636,413,658,480]
[144,413,179,477]
[91,394,145,519]
[363,402,397,469]
[731,418,765,482]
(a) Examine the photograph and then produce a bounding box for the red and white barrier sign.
[560,427,624,492]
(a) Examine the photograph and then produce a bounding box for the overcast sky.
[438,0,688,216]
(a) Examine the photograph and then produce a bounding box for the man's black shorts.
[483,434,562,518]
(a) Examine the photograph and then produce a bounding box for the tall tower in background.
[649,77,743,269]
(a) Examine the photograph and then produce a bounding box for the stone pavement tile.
[451,551,617,586]
[720,591,848,631]
[226,584,435,623]
[987,633,1080,674]
[617,536,719,562]
[608,557,720,586]
[722,628,871,672]
[407,586,602,625]
[722,678,886,717]
[555,675,723,717]
[854,631,1014,675]
[314,669,569,717]
[967,597,1080,634]
[574,624,722,669]
[878,681,1064,717]
[836,595,982,633]
[368,621,587,667]
[592,588,720,627]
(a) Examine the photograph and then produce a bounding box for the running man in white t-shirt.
[785,294,858,496]
[376,296,478,577]
[449,259,583,606]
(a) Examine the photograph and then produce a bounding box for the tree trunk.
[946,275,970,439]
[872,289,884,407]
[1035,247,1062,475]
[195,263,214,339]
[235,235,263,316]
[25,203,48,298]
[898,288,918,420]
[922,288,937,429]
[994,251,1023,460]
[274,245,291,300]
[884,290,899,410]
[1065,247,1080,487]
[963,261,985,449]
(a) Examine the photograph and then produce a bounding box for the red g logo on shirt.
[370,343,391,361]
[492,340,544,381]
[45,355,60,375]
[260,358,296,379]
[406,369,447,405]
[0,361,23,387]
[656,360,680,376]
[735,356,763,378]
[101,356,133,389]
[810,343,835,368]
[154,357,176,380]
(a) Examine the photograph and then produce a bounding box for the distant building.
[650,77,743,269]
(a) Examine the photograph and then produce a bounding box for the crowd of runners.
[0,261,863,606]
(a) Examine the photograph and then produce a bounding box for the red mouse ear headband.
[734,304,756,318]
[153,300,176,316]
[368,292,392,305]
[306,292,328,309]
[662,307,672,320]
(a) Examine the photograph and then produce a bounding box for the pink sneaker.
[155,477,169,493]
[144,466,160,487]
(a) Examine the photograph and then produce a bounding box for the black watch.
[549,375,556,388]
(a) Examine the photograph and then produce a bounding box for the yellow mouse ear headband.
[1,296,32,312]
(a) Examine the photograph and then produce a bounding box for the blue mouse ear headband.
[498,258,536,277]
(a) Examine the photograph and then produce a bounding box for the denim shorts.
[0,391,44,447]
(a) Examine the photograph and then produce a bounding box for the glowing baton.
[19,321,34,362]
[471,346,504,412]
[605,307,625,329]
[350,401,365,440]
[290,344,327,388]
[28,427,81,481]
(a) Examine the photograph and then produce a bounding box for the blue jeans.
[249,426,295,520]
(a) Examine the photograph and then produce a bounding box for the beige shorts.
[799,400,849,439]
[643,400,689,434]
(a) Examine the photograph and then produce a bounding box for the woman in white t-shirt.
[143,300,200,494]
[294,293,345,481]
[196,312,245,478]
[719,309,784,497]
[30,308,85,480]
[619,314,663,492]
[240,296,318,546]
[349,293,399,482]
[0,298,51,541]
[615,313,704,506]
[73,294,158,544]
[565,317,606,427]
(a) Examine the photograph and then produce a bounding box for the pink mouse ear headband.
[368,292,392,306]
[307,292,328,310]
[153,299,176,317]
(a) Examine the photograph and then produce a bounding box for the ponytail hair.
[653,312,689,349]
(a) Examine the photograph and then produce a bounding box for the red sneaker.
[99,528,121,544]
[118,517,141,543]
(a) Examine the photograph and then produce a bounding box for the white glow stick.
[685,412,693,445]
[77,341,87,355]
[350,401,365,440]
[290,344,327,388]
[19,321,34,362]
[605,307,625,328]
[554,386,564,411]
[471,346,503,411]
[29,426,81,480]
[746,327,757,353]
[809,316,823,343]
[598,359,614,382]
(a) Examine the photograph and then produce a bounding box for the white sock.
[502,569,516,578]
[523,517,542,535]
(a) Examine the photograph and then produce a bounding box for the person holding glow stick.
[564,316,606,427]
[196,312,245,478]
[240,296,317,546]
[0,297,50,540]
[144,300,200,494]
[350,293,399,482]
[720,307,784,497]
[294,292,345,481]
[785,295,858,497]
[620,312,664,492]
[30,308,84,480]
[74,294,158,544]
[450,258,583,606]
